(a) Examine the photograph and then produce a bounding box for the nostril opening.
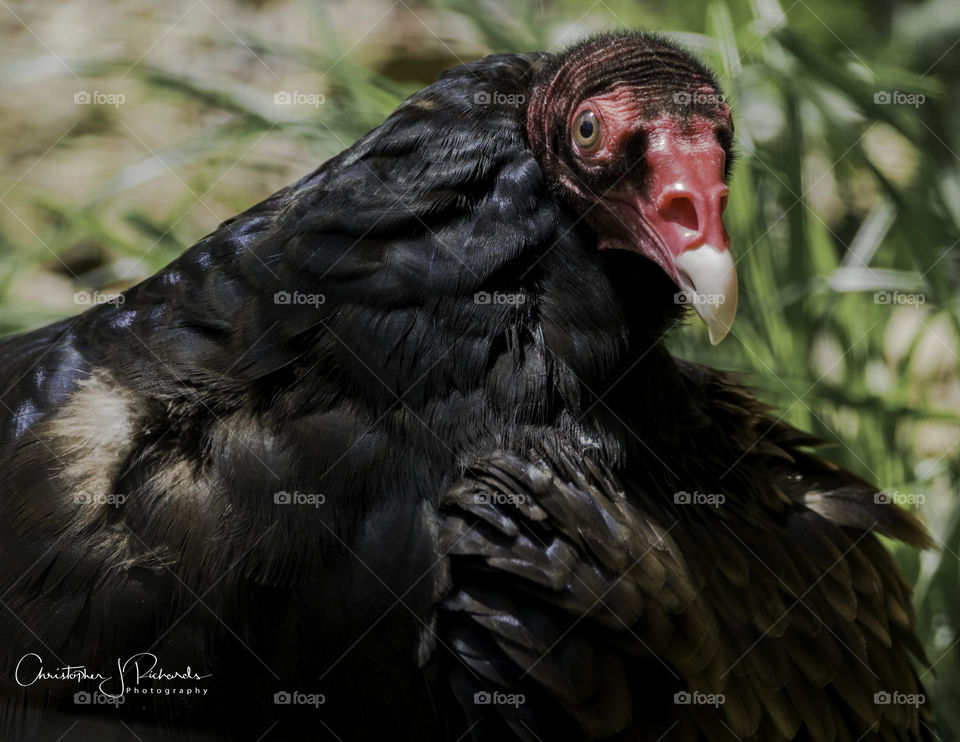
[660,195,699,232]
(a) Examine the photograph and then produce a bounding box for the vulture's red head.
[526,33,737,343]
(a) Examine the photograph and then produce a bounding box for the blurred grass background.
[0,0,957,737]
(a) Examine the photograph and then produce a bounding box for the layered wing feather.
[439,362,932,742]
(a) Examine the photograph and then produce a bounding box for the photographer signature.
[15,652,211,699]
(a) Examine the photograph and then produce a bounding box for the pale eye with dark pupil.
[572,110,601,149]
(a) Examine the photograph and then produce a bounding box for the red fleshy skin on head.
[637,114,730,261]
[572,99,732,286]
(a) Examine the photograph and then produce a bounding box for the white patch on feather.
[48,371,144,503]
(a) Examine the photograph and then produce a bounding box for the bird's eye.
[572,110,601,150]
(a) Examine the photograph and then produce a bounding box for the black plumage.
[0,31,932,741]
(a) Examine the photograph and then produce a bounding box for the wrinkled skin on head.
[526,33,738,343]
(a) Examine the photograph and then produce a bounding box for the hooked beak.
[676,245,738,345]
[603,122,737,344]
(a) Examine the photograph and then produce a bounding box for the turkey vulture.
[0,31,933,742]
